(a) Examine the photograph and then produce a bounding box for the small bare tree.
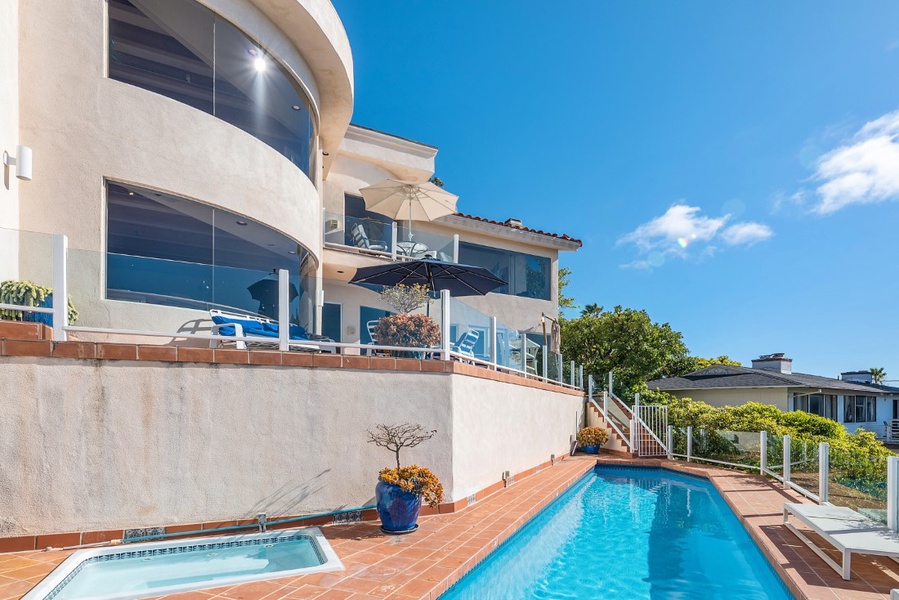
[367,423,436,470]
[379,284,431,314]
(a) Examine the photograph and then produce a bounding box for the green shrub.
[0,280,78,325]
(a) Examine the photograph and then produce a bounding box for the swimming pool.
[22,527,343,600]
[441,466,792,599]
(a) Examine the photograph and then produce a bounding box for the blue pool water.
[441,466,791,600]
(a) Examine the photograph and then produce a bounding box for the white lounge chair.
[783,502,899,580]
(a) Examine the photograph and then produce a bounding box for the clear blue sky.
[332,1,899,380]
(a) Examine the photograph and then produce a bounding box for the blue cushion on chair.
[212,315,307,340]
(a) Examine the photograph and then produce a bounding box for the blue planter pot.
[579,444,600,454]
[375,480,422,534]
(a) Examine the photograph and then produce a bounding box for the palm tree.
[870,367,886,385]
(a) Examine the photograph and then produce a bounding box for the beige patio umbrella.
[359,179,458,241]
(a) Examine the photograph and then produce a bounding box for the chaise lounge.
[783,502,899,580]
[209,309,335,353]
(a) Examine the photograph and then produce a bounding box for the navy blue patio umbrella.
[349,259,506,297]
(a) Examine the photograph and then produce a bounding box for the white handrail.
[0,302,54,314]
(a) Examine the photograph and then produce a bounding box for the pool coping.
[5,454,899,599]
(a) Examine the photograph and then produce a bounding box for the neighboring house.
[647,354,899,437]
[0,0,580,353]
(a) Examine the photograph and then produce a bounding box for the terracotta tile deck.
[6,455,899,600]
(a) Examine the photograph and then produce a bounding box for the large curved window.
[106,181,317,328]
[108,0,316,177]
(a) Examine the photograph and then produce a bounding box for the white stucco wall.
[0,356,582,535]
[451,375,582,500]
[0,0,20,279]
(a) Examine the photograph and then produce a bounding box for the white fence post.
[630,417,638,455]
[760,431,767,476]
[588,374,594,399]
[391,221,398,261]
[819,442,829,504]
[608,372,613,397]
[667,425,674,459]
[686,425,693,462]
[603,390,608,415]
[440,290,451,360]
[888,456,899,532]
[783,434,791,490]
[452,233,460,264]
[278,269,289,352]
[489,316,498,368]
[52,234,68,342]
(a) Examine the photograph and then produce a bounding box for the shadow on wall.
[246,469,332,518]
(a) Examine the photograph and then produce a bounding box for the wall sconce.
[3,145,32,181]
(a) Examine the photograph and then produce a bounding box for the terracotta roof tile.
[453,213,582,246]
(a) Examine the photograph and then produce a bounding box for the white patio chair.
[350,223,388,252]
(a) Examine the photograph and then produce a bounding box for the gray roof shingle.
[646,365,899,395]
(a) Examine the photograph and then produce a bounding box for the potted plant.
[576,426,609,454]
[0,280,78,325]
[375,284,440,359]
[367,422,444,534]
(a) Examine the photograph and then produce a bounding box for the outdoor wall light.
[2,145,32,181]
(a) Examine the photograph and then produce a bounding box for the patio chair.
[366,319,388,356]
[351,223,388,252]
[451,329,480,358]
[209,309,335,352]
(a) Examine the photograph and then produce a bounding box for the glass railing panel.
[395,225,454,262]
[324,212,394,253]
[692,429,761,468]
[0,226,56,323]
[765,433,785,476]
[449,297,493,361]
[787,438,820,494]
[829,446,887,522]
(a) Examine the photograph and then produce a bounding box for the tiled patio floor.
[4,455,899,600]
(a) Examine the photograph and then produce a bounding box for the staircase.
[585,383,668,458]
[586,402,631,455]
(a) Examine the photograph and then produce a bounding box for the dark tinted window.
[107,181,315,325]
[108,0,316,176]
[458,242,551,300]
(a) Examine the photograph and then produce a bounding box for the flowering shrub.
[378,465,444,507]
[376,314,440,349]
[576,426,609,447]
[379,284,431,314]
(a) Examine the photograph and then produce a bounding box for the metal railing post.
[603,390,608,415]
[579,365,584,390]
[760,431,767,476]
[569,360,575,386]
[520,331,527,373]
[489,316,498,369]
[557,353,563,382]
[452,234,460,263]
[391,222,398,261]
[783,435,791,490]
[686,426,693,462]
[542,345,548,380]
[277,269,289,352]
[609,372,613,397]
[52,234,68,342]
[630,417,638,454]
[667,425,674,459]
[440,290,451,360]
[819,442,829,504]
[888,457,899,532]
[588,374,594,399]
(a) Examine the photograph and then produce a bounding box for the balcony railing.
[324,212,458,263]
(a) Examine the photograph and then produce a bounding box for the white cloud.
[617,205,728,252]
[617,204,772,269]
[720,222,773,246]
[811,110,899,214]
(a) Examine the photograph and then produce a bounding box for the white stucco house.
[647,354,899,438]
[0,0,580,357]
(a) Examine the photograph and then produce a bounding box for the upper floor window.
[108,0,316,177]
[458,242,551,300]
